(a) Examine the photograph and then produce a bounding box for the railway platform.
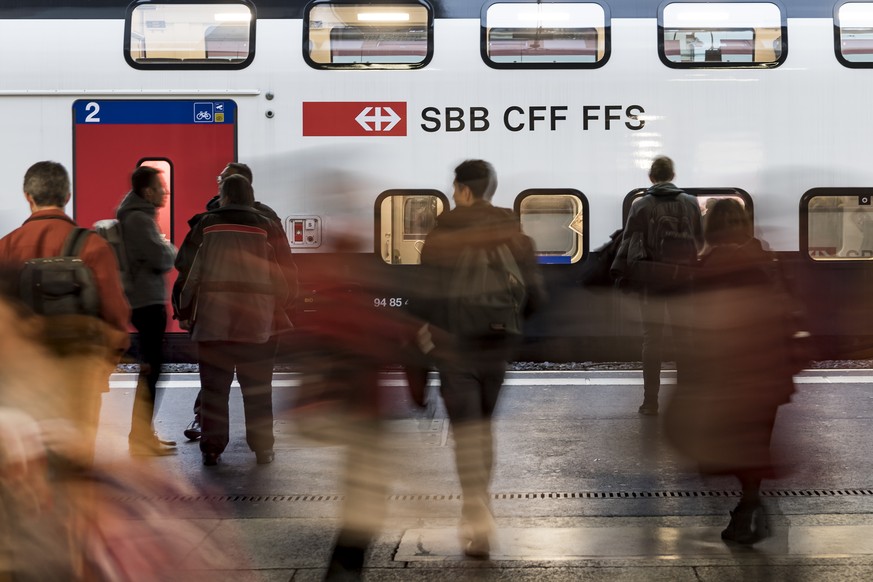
[92,369,873,581]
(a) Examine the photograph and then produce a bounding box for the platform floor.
[89,370,873,581]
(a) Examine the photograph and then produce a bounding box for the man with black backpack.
[116,166,177,456]
[415,160,546,559]
[611,156,703,416]
[0,161,130,464]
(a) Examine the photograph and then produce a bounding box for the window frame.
[834,0,873,68]
[514,188,589,264]
[801,187,873,262]
[373,189,449,265]
[480,0,611,70]
[657,0,788,69]
[124,0,257,70]
[303,0,434,70]
[621,187,755,228]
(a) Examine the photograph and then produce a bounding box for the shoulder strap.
[61,227,92,258]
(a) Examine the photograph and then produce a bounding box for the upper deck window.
[659,2,786,68]
[482,2,610,69]
[125,1,255,69]
[836,2,873,67]
[305,1,433,69]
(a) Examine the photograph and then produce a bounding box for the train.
[2,0,872,361]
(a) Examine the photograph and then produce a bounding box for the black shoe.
[184,418,202,441]
[638,403,659,416]
[721,502,770,545]
[255,449,274,465]
[202,452,221,466]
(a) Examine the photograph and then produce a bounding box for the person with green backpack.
[414,159,546,559]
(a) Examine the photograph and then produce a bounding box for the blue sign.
[538,256,572,265]
[73,100,236,125]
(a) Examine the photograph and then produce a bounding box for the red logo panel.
[303,102,407,136]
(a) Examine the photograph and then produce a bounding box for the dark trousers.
[439,341,513,525]
[129,304,167,441]
[640,291,691,404]
[197,339,277,455]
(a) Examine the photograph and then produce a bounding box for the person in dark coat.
[117,166,178,455]
[664,198,796,545]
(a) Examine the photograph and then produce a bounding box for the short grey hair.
[23,161,70,208]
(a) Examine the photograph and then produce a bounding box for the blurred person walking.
[611,156,702,415]
[414,160,546,558]
[664,198,798,544]
[173,174,297,466]
[0,161,129,465]
[117,166,178,456]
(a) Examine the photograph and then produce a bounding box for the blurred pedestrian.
[414,160,546,558]
[173,174,297,466]
[664,198,796,544]
[117,166,177,456]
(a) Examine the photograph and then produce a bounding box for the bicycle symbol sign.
[196,110,212,121]
[193,102,215,123]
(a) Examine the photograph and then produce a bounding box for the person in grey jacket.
[117,166,177,455]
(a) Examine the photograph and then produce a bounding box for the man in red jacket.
[0,161,130,464]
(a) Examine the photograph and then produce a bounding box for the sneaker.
[184,418,202,441]
[721,502,770,545]
[255,449,275,465]
[202,452,221,466]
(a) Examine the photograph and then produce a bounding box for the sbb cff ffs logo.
[303,102,407,136]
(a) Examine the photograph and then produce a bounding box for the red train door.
[72,99,237,331]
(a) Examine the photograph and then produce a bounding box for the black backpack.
[18,227,101,317]
[446,242,527,337]
[647,196,698,266]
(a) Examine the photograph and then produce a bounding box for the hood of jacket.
[117,190,156,220]
[646,182,685,198]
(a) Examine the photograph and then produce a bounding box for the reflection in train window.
[659,2,785,68]
[137,159,173,242]
[483,2,610,68]
[516,190,587,264]
[805,192,873,260]
[305,1,432,69]
[836,2,873,66]
[125,1,255,69]
[377,190,445,265]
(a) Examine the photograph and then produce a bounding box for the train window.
[515,190,587,264]
[124,1,255,69]
[482,2,610,69]
[836,2,873,66]
[376,190,447,264]
[305,1,433,69]
[659,2,786,68]
[802,189,873,260]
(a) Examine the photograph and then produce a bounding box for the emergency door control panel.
[285,216,322,248]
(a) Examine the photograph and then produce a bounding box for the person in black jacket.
[415,160,546,558]
[117,166,178,456]
[173,175,297,466]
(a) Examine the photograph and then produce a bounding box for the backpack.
[18,227,100,317]
[446,242,527,337]
[581,228,624,288]
[647,196,698,266]
[93,219,131,291]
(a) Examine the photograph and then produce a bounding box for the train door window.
[482,2,610,69]
[137,159,174,242]
[659,2,786,68]
[124,1,255,69]
[836,2,873,66]
[376,190,447,264]
[305,1,433,69]
[622,188,753,252]
[802,188,873,260]
[515,190,587,264]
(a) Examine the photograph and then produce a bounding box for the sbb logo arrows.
[303,102,407,136]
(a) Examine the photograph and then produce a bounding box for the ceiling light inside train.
[357,12,410,22]
[214,12,251,22]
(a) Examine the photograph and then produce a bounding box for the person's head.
[704,198,752,246]
[218,162,253,186]
[23,161,70,210]
[453,159,497,207]
[218,174,255,207]
[649,156,675,184]
[131,166,168,208]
